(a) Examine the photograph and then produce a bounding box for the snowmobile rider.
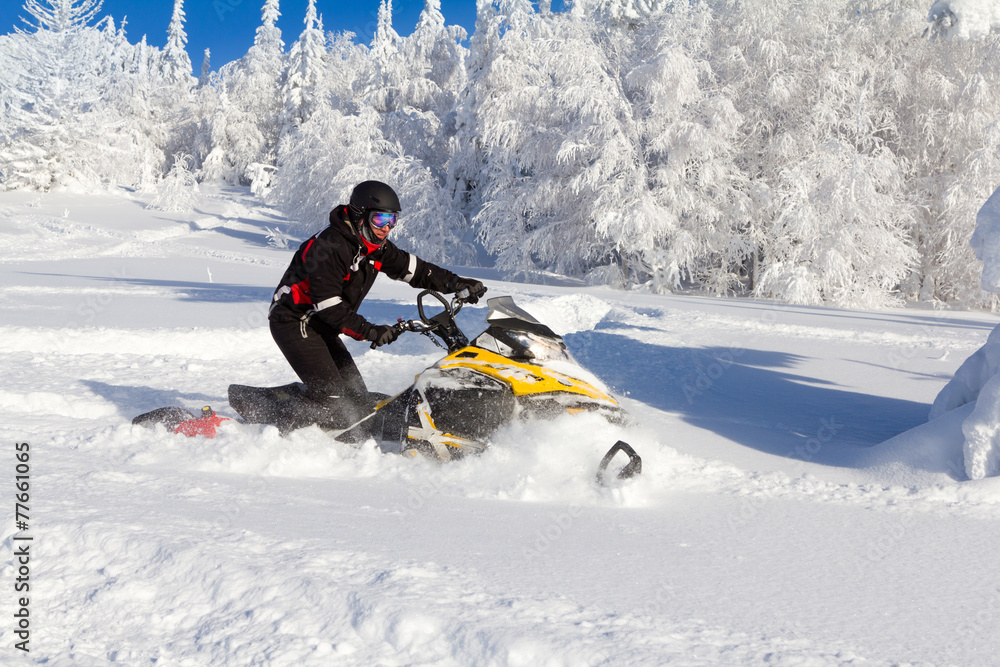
[267,180,486,431]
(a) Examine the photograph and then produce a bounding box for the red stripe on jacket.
[290,278,311,304]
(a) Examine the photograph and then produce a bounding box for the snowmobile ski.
[596,440,643,484]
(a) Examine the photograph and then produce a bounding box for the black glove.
[455,278,487,304]
[366,324,400,349]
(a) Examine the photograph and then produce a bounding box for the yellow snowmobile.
[230,290,642,482]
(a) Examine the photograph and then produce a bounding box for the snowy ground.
[3,186,1000,665]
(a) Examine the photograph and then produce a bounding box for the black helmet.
[348,180,400,248]
[349,180,400,216]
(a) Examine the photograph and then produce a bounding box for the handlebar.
[418,288,468,322]
[369,289,473,351]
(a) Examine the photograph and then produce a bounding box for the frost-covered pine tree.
[320,29,366,112]
[359,0,404,113]
[198,48,210,87]
[162,0,192,85]
[886,7,1000,308]
[149,0,203,173]
[447,0,502,224]
[279,0,326,138]
[704,0,918,308]
[574,0,669,26]
[95,19,167,190]
[370,0,403,78]
[149,153,199,212]
[18,0,104,32]
[409,0,467,116]
[362,0,467,184]
[0,25,103,189]
[204,0,285,185]
[403,0,467,171]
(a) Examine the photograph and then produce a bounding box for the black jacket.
[268,206,461,340]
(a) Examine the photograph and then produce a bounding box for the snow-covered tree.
[896,28,1000,307]
[137,0,202,175]
[471,2,660,283]
[200,91,260,185]
[255,0,283,55]
[410,0,467,112]
[361,0,467,183]
[198,48,210,87]
[18,0,103,33]
[370,0,402,74]
[269,105,472,263]
[204,0,285,185]
[574,0,668,27]
[699,0,920,307]
[95,22,167,190]
[447,0,502,222]
[162,0,192,85]
[616,4,751,293]
[149,153,199,212]
[0,3,163,191]
[320,29,366,112]
[280,0,326,137]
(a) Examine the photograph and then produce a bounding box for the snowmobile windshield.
[476,296,571,362]
[497,328,571,363]
[485,296,546,327]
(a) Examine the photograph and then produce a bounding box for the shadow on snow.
[21,272,273,304]
[566,329,932,470]
[82,380,222,417]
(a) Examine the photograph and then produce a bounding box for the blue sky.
[1,0,481,70]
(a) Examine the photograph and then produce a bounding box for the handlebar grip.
[370,319,414,349]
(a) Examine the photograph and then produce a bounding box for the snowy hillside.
[3,187,1000,665]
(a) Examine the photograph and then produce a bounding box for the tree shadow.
[20,272,273,304]
[566,330,931,469]
[188,205,294,250]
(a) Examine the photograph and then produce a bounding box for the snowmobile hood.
[433,347,615,403]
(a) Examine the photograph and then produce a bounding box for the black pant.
[269,318,369,429]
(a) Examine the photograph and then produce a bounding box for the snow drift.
[931,184,1000,479]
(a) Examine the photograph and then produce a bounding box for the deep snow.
[3,186,1000,665]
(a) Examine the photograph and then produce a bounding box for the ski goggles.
[367,210,399,230]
